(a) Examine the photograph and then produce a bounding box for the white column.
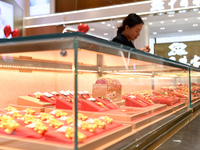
[133,24,149,50]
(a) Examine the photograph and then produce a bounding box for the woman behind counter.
[112,13,150,52]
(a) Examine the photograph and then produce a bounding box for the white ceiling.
[65,9,200,41]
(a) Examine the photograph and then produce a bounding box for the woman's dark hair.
[117,13,144,33]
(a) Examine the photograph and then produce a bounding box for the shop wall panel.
[25,25,65,36]
[56,0,146,12]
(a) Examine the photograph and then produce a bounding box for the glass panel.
[190,67,200,108]
[77,35,189,149]
[0,34,76,149]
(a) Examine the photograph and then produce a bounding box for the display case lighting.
[78,70,97,73]
[158,77,173,79]
[161,74,177,77]
[0,65,77,72]
[113,72,152,75]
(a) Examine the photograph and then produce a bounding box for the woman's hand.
[140,45,150,52]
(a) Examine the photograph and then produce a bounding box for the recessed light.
[192,8,199,11]
[197,17,200,20]
[184,18,188,21]
[142,17,147,20]
[178,30,183,32]
[112,26,115,28]
[168,14,174,17]
[160,27,165,30]
[179,10,187,13]
[157,12,165,15]
[117,20,122,23]
[104,33,108,35]
[153,32,157,35]
[160,21,164,24]
[167,11,175,14]
[149,22,153,25]
[107,24,111,27]
[172,20,176,22]
[193,24,198,27]
[90,28,95,31]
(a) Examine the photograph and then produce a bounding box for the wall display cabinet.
[0,32,197,150]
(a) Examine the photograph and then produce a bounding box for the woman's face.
[125,23,143,41]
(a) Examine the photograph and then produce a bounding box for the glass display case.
[0,32,193,150]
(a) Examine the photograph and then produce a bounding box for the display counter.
[0,32,197,150]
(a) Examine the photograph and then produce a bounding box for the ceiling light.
[197,17,200,20]
[192,8,199,11]
[160,27,165,30]
[142,17,147,20]
[172,20,176,22]
[112,26,115,28]
[157,12,165,15]
[107,24,111,26]
[178,30,183,32]
[149,22,153,25]
[178,10,187,13]
[117,20,122,23]
[193,24,198,27]
[168,14,174,17]
[104,33,108,35]
[90,28,95,31]
[101,22,105,24]
[199,11,200,13]
[167,11,175,14]
[160,21,164,24]
[184,18,188,21]
[153,32,157,35]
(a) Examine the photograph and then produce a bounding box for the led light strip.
[0,65,98,73]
